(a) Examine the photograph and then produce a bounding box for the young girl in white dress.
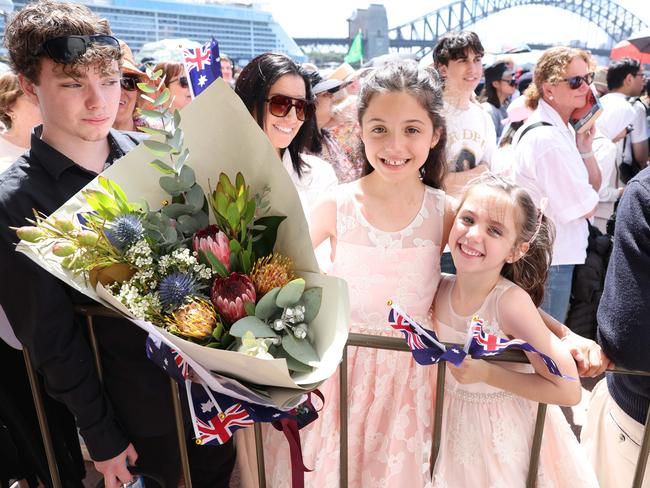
[432,173,599,487]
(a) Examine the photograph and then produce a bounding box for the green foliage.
[136,67,209,244]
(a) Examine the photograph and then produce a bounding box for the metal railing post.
[430,361,446,477]
[22,347,62,488]
[526,403,548,488]
[254,423,267,488]
[170,378,193,487]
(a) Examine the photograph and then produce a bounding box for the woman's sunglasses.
[265,95,308,121]
[169,76,189,89]
[39,35,120,65]
[120,76,140,91]
[560,72,595,90]
[501,79,517,87]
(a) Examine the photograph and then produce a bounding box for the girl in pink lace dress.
[257,61,455,487]
[431,174,599,487]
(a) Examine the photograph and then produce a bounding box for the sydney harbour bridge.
[294,0,648,60]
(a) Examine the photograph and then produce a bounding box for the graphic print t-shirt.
[444,102,497,172]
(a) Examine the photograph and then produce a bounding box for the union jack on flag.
[196,402,254,445]
[181,38,222,99]
[388,304,466,366]
[467,316,575,380]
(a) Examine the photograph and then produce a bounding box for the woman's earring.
[548,95,554,101]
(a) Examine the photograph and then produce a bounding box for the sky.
[258,0,650,56]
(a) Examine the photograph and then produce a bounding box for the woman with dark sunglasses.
[234,53,338,214]
[154,61,192,110]
[481,61,516,141]
[511,46,602,324]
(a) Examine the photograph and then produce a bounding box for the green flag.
[344,31,363,64]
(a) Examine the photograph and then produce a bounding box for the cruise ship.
[7,0,306,63]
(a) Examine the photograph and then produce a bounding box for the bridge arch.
[389,0,648,57]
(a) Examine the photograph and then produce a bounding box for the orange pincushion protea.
[250,254,295,295]
[166,298,217,339]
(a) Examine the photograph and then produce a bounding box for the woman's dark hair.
[432,31,485,68]
[459,173,556,306]
[485,80,500,108]
[306,70,325,154]
[235,53,316,177]
[357,60,447,190]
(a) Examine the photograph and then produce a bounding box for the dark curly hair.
[432,31,485,68]
[4,0,120,83]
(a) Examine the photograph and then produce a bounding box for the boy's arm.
[539,309,612,377]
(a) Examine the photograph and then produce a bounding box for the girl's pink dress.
[261,182,446,487]
[432,274,599,487]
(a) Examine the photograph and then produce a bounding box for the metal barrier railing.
[22,307,650,488]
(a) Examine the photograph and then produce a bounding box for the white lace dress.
[260,182,446,487]
[432,275,599,488]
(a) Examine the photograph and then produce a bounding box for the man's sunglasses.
[560,72,595,90]
[265,95,308,121]
[120,76,140,91]
[170,76,189,89]
[40,35,120,65]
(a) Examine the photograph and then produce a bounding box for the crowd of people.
[0,0,649,487]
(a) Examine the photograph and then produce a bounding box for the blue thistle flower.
[109,213,143,250]
[159,272,200,311]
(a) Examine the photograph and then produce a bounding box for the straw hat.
[119,40,146,77]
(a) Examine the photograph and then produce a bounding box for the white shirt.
[602,92,649,164]
[444,101,496,171]
[281,150,338,216]
[593,134,620,224]
[0,134,27,174]
[513,99,598,265]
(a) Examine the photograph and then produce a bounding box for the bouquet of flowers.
[15,75,349,412]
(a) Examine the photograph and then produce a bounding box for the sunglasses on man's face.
[266,94,308,121]
[120,76,140,91]
[560,72,595,90]
[170,76,189,89]
[40,35,120,65]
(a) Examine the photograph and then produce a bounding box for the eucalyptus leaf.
[173,110,181,129]
[161,203,194,219]
[276,278,306,308]
[149,159,176,175]
[230,316,278,338]
[282,333,319,364]
[159,176,183,196]
[140,108,166,119]
[176,214,199,234]
[168,127,184,153]
[137,82,157,93]
[194,210,209,229]
[139,126,171,138]
[179,166,196,188]
[301,287,323,323]
[273,347,313,373]
[255,287,281,320]
[176,148,190,170]
[143,139,175,158]
[154,89,171,107]
[186,185,205,211]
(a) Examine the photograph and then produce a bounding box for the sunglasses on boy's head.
[40,35,120,65]
[169,76,189,88]
[120,75,140,91]
[560,72,595,90]
[265,95,308,121]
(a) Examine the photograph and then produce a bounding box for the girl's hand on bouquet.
[449,357,490,385]
[94,443,138,488]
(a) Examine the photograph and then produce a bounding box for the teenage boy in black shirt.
[0,2,234,487]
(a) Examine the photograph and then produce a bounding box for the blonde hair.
[0,72,22,129]
[524,47,595,110]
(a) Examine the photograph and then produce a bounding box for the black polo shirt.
[0,127,176,461]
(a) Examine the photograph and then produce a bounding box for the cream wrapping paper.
[17,79,349,409]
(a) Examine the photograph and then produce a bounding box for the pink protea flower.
[193,225,230,271]
[211,272,256,324]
